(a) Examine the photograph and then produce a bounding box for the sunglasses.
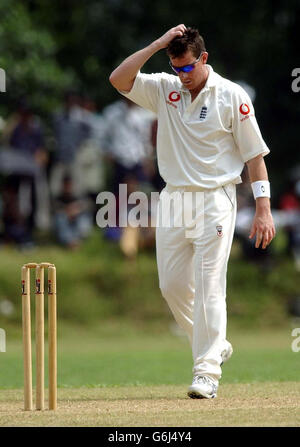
[169,54,202,74]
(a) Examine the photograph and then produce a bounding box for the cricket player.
[109,25,275,399]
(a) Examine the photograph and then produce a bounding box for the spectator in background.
[0,98,50,246]
[235,167,272,266]
[53,175,93,250]
[8,99,47,165]
[50,90,91,197]
[145,119,165,193]
[1,176,33,247]
[100,97,157,257]
[74,94,105,213]
[279,178,300,270]
[101,96,155,193]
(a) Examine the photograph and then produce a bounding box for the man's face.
[169,50,208,92]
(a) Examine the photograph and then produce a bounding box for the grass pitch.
[1,323,300,426]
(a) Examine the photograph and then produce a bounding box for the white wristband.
[251,180,271,199]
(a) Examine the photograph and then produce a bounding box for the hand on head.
[157,24,187,49]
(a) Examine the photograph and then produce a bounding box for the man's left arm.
[246,154,276,249]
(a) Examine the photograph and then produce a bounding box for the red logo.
[168,91,181,102]
[216,225,223,238]
[239,103,250,115]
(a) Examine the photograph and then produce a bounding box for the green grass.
[1,323,300,389]
[0,229,299,426]
[0,227,298,330]
[0,228,299,390]
[0,230,300,427]
[1,324,300,426]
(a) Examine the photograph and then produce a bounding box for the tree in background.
[0,0,78,117]
[0,0,299,193]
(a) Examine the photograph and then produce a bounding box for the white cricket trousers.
[156,183,237,384]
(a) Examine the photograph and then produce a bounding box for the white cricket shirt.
[121,65,270,189]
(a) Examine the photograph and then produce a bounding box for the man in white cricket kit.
[110,25,275,399]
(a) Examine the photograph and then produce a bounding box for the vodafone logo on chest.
[169,91,181,102]
[166,91,181,109]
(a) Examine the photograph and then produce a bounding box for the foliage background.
[0,0,299,195]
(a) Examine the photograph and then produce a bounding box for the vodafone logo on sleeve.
[239,103,250,115]
[239,103,253,122]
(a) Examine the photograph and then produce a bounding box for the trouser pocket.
[221,184,235,210]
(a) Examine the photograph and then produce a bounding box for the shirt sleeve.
[232,85,270,163]
[119,72,161,115]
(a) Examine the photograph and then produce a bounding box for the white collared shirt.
[120,65,270,188]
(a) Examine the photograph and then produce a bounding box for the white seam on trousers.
[200,253,211,349]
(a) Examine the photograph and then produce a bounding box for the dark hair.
[166,27,206,59]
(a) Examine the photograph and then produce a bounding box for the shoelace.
[193,376,213,385]
[193,376,217,392]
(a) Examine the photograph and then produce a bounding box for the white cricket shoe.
[187,375,218,399]
[221,342,233,365]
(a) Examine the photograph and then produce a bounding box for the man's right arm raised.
[109,24,187,93]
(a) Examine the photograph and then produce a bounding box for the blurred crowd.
[0,92,162,255]
[0,92,299,269]
[235,166,300,271]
